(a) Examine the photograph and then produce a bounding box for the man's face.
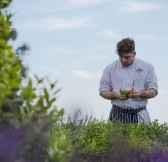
[119,52,136,67]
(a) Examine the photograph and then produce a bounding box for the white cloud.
[57,0,110,11]
[41,0,111,13]
[11,0,112,15]
[70,0,106,7]
[121,2,161,13]
[100,29,120,38]
[72,70,100,80]
[137,34,156,40]
[19,17,91,31]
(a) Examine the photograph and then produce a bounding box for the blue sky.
[10,0,168,122]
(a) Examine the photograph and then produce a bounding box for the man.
[99,38,158,124]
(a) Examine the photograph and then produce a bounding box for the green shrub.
[49,123,73,162]
[66,119,168,162]
[0,1,66,162]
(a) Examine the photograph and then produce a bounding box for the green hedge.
[57,118,168,162]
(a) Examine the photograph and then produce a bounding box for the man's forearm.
[100,90,117,100]
[139,88,157,99]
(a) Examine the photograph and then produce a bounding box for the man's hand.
[129,90,141,98]
[115,92,129,100]
[100,90,129,100]
[129,89,157,99]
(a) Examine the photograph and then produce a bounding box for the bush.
[0,1,65,161]
[64,118,168,162]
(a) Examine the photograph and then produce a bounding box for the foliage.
[0,9,22,109]
[69,119,168,162]
[49,122,73,162]
[74,119,109,157]
[46,115,168,162]
[0,1,66,162]
[0,0,12,9]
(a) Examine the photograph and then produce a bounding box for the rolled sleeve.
[99,66,112,94]
[145,64,158,95]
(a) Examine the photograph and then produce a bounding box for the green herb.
[120,89,130,97]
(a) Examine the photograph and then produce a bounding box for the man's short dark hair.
[116,38,135,55]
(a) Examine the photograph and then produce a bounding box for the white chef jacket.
[99,58,158,123]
